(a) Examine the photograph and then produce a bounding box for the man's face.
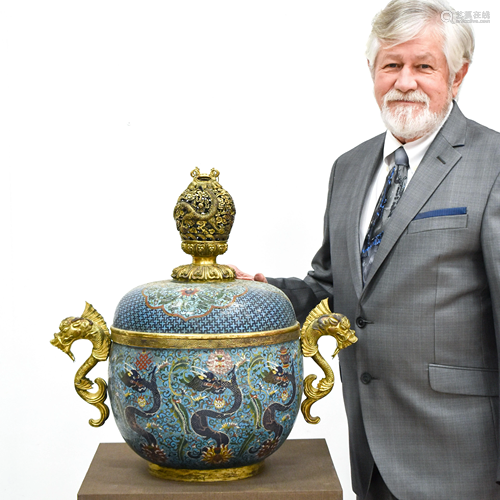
[372,27,466,141]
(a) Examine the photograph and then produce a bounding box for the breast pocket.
[429,363,498,397]
[408,210,468,234]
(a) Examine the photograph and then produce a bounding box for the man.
[234,1,500,499]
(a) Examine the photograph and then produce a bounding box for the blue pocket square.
[413,207,467,221]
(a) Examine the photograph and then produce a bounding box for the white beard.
[381,89,451,140]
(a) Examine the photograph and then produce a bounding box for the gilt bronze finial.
[172,169,236,281]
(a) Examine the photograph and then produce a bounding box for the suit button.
[360,372,373,384]
[356,317,367,328]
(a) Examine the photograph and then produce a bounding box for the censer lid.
[110,168,298,342]
[112,279,296,334]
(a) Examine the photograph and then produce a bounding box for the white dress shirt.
[359,104,453,250]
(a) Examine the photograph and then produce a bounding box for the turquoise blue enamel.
[108,279,303,471]
[113,280,296,333]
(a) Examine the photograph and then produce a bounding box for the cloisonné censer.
[51,168,357,481]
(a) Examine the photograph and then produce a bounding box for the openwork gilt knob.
[172,168,236,281]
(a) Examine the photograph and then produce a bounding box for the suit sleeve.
[267,161,337,324]
[480,170,500,483]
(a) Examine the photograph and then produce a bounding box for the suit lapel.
[346,135,385,299]
[361,103,467,291]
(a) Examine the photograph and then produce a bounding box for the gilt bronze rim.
[110,322,300,349]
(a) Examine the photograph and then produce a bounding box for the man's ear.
[451,63,469,98]
[367,59,375,79]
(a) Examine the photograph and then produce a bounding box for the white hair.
[366,0,474,78]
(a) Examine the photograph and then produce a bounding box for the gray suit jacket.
[269,103,500,500]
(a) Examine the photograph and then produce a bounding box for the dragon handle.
[300,298,357,424]
[50,302,111,427]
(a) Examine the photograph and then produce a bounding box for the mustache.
[383,89,430,106]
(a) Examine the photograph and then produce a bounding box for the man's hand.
[228,265,267,283]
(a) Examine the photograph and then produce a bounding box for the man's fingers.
[227,265,267,282]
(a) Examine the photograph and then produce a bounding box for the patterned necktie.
[361,146,409,284]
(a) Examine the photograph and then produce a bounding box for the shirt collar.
[383,101,453,171]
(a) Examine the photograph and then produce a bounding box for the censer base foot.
[148,461,265,482]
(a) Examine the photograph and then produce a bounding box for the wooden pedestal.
[78,439,342,500]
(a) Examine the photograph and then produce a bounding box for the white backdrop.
[2,1,499,499]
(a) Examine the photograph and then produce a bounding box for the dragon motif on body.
[186,366,243,460]
[248,360,297,458]
[120,366,166,463]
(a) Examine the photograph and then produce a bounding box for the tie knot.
[394,146,409,168]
